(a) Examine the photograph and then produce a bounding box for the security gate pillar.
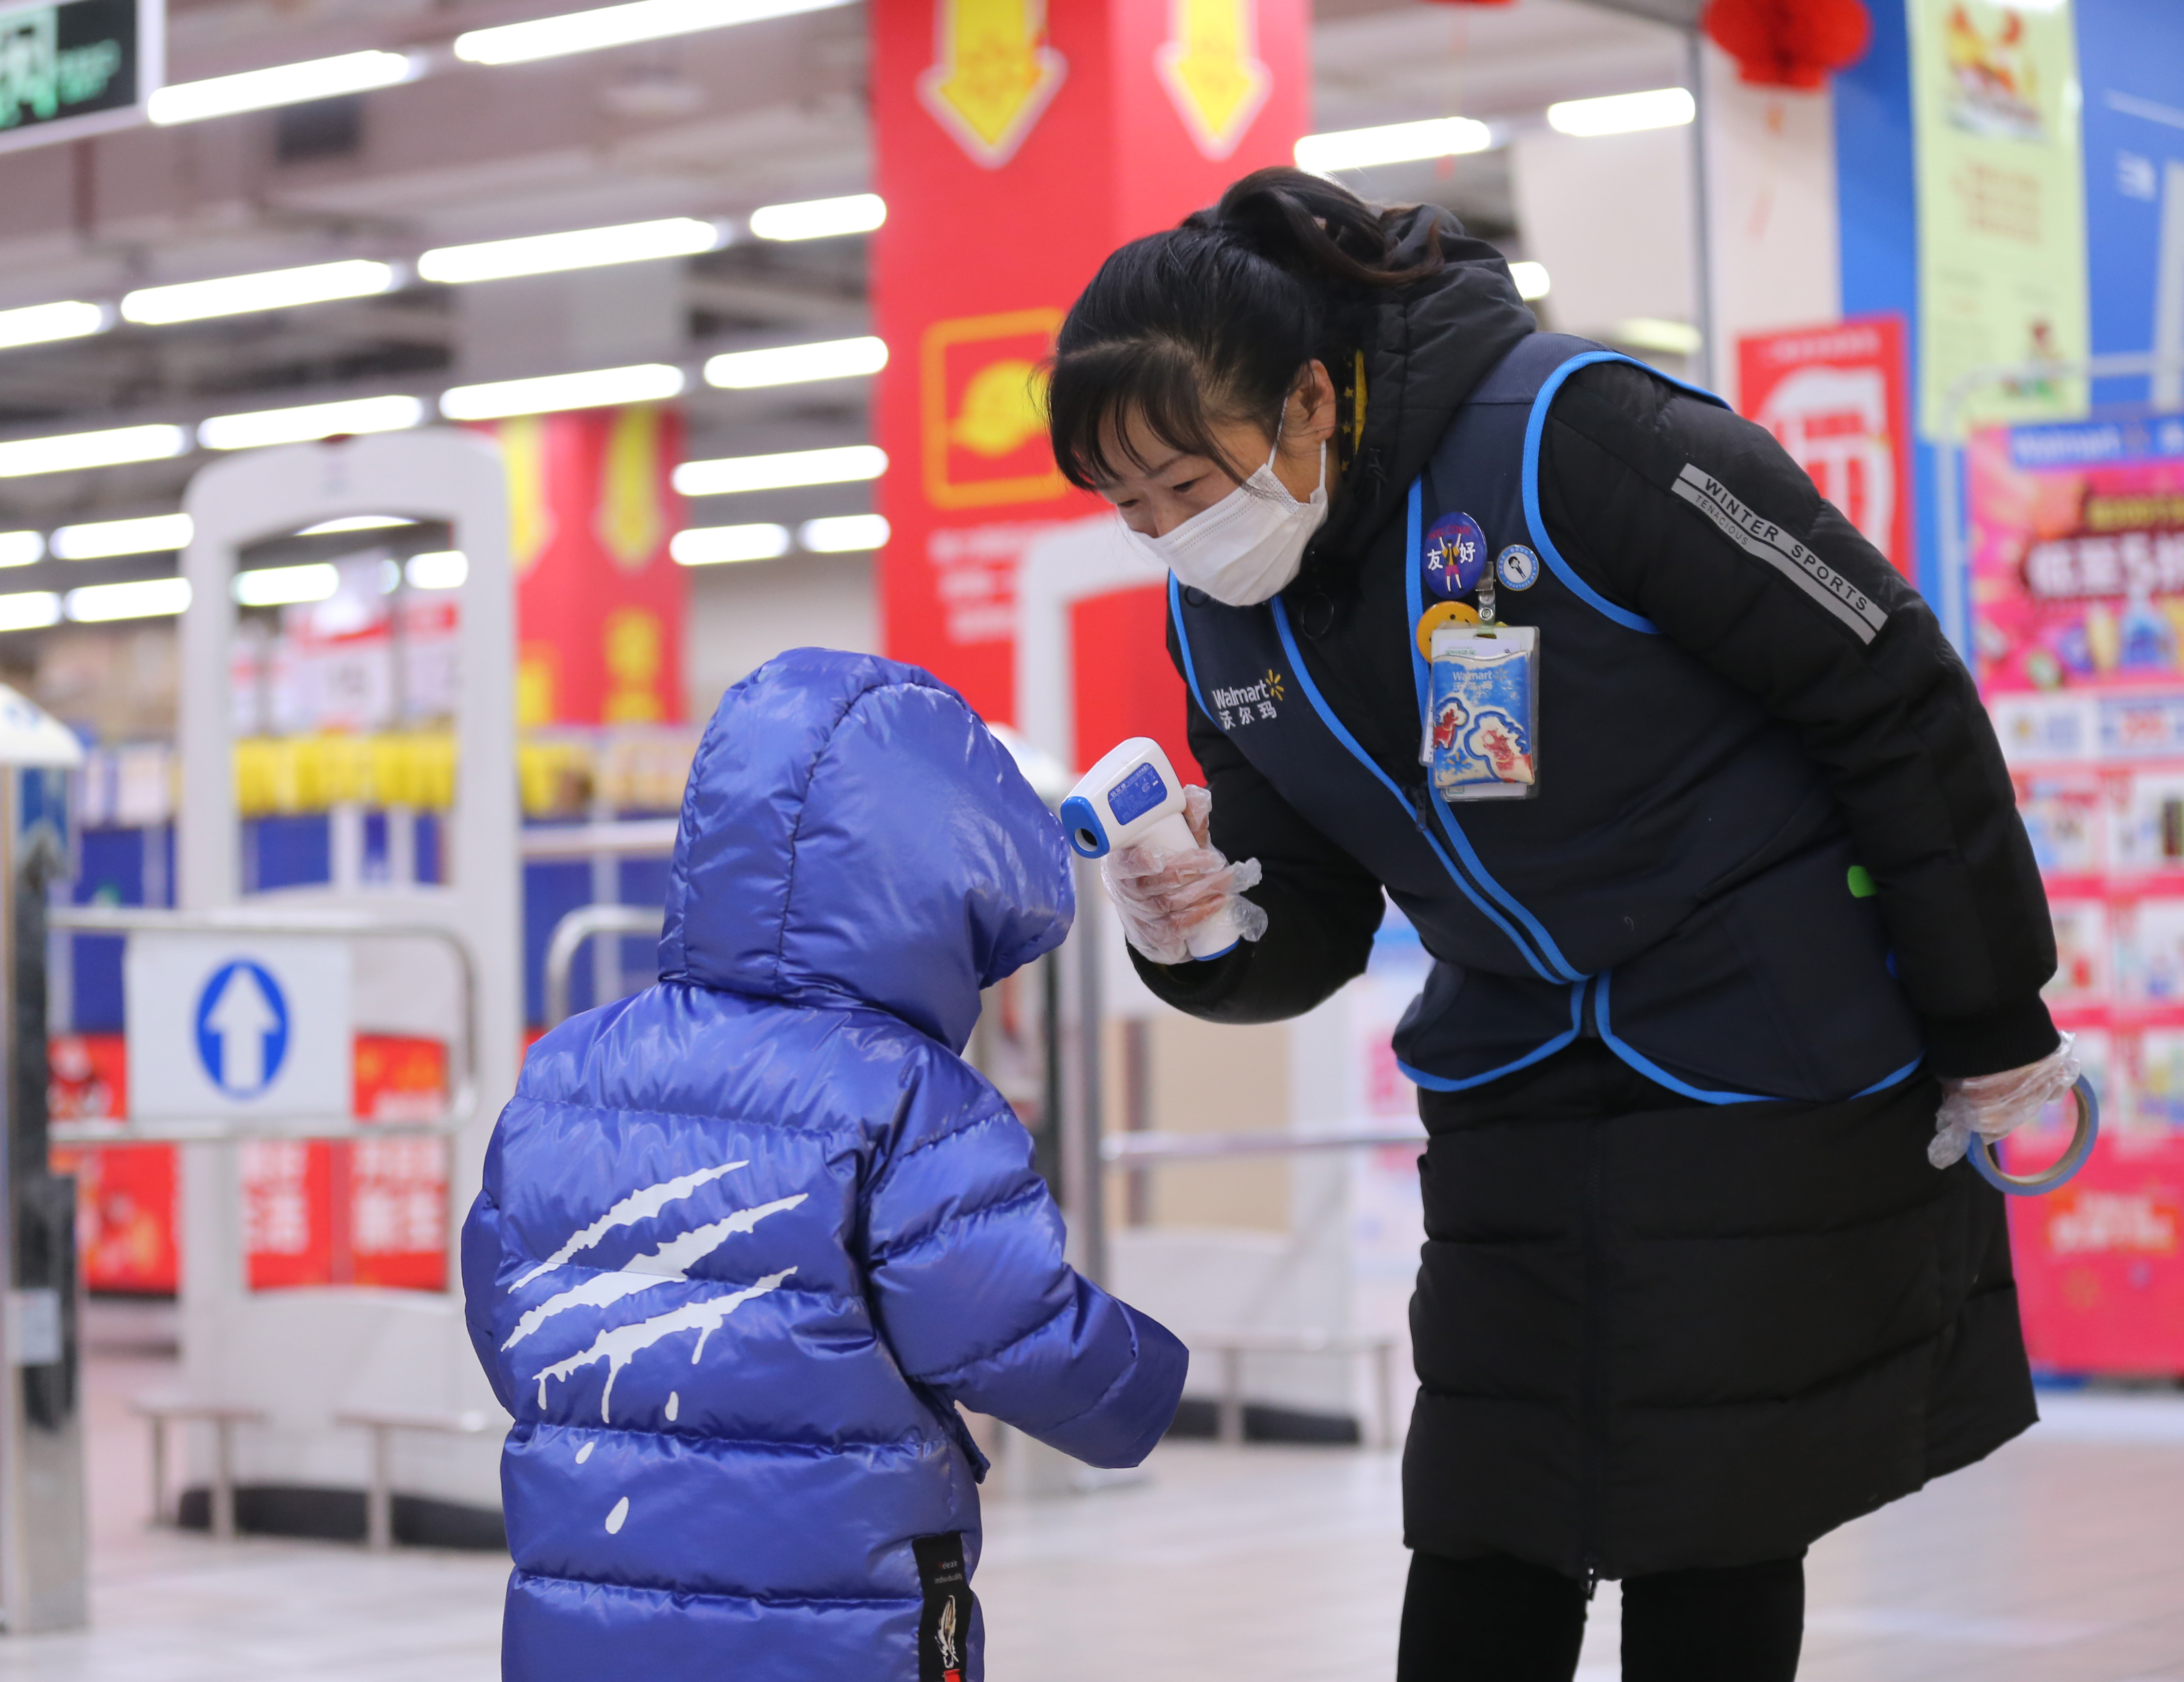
[0,691,87,1631]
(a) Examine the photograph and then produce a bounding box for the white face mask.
[1121,438,1328,606]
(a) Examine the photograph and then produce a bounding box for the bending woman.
[1047,167,2071,1682]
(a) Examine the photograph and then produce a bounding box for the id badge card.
[1427,624,1540,801]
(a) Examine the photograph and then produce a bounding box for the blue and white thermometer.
[1061,737,1240,960]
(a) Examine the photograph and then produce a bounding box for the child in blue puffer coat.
[463,649,1189,1682]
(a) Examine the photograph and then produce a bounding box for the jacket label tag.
[913,1531,975,1682]
[1670,462,1889,643]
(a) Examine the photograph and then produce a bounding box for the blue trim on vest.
[1852,1054,1926,1099]
[1594,970,1771,1105]
[1168,574,1215,725]
[1268,598,1562,985]
[1405,479,1586,985]
[1399,980,1587,1092]
[1519,352,1667,634]
[1405,480,1431,718]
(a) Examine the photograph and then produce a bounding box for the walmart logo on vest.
[193,961,291,1097]
[1212,669,1287,732]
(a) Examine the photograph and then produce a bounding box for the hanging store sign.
[1907,0,2090,438]
[0,0,162,156]
[1737,315,1914,580]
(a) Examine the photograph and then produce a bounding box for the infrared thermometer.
[1061,737,1241,960]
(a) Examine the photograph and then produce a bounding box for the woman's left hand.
[1929,1032,2082,1170]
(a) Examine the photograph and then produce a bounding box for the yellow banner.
[917,0,1067,169]
[1910,0,2091,437]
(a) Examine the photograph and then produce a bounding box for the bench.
[133,1396,267,1540]
[1185,1330,1404,1450]
[334,1407,494,1551]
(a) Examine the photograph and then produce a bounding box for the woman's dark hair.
[1047,167,1444,492]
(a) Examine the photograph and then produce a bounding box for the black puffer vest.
[1172,334,1924,1103]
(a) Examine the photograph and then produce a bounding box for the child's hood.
[657,648,1074,1052]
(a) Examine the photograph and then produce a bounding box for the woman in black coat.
[1047,168,2075,1682]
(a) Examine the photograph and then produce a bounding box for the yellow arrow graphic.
[1155,0,1272,161]
[917,0,1068,170]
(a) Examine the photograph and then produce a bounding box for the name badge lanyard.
[1420,521,1542,803]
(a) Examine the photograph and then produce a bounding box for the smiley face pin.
[1422,512,1489,601]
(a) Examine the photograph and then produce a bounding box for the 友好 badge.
[1422,512,1488,601]
[1496,545,1540,591]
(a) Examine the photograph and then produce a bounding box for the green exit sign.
[0,0,161,154]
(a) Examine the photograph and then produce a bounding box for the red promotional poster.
[488,404,688,730]
[872,0,1309,731]
[1970,411,2184,1371]
[1736,315,1914,581]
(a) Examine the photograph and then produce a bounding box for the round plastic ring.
[1969,1075,2099,1197]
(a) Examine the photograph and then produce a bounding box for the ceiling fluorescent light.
[1294,116,1493,174]
[234,563,339,607]
[0,532,44,567]
[747,194,886,241]
[65,578,193,622]
[52,512,194,561]
[199,395,426,452]
[148,50,417,126]
[1547,88,1695,138]
[406,550,468,589]
[439,363,685,421]
[1611,318,1703,357]
[455,0,849,66]
[673,444,886,496]
[0,424,189,479]
[0,593,62,632]
[670,523,792,566]
[299,515,416,535]
[0,300,109,352]
[1509,261,1550,301]
[798,513,888,553]
[123,260,398,326]
[705,336,887,389]
[419,218,722,285]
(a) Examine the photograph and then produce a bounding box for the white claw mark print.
[534,1270,797,1420]
[514,1162,750,1288]
[575,1442,595,1464]
[514,1162,809,1423]
[503,1194,807,1350]
[605,1497,629,1535]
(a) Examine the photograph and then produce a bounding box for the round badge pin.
[1496,544,1541,591]
[1422,512,1489,601]
[1415,599,1480,658]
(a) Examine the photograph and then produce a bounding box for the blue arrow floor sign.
[194,961,291,1097]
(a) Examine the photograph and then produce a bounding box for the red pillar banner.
[873,0,1311,747]
[491,405,688,729]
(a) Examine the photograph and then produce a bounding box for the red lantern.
[1703,0,1872,90]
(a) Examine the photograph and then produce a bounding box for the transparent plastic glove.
[1929,1031,2082,1170]
[1097,785,1270,965]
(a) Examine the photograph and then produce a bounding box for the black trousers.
[1397,1549,1805,1682]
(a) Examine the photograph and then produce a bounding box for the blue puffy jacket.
[463,650,1188,1682]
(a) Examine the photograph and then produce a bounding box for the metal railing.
[517,819,679,862]
[541,903,662,1029]
[1102,1126,1425,1164]
[46,905,480,1144]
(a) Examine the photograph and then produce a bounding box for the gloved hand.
[1098,785,1270,965]
[1929,1031,2082,1170]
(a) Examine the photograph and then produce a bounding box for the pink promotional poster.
[1969,414,2184,1373]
